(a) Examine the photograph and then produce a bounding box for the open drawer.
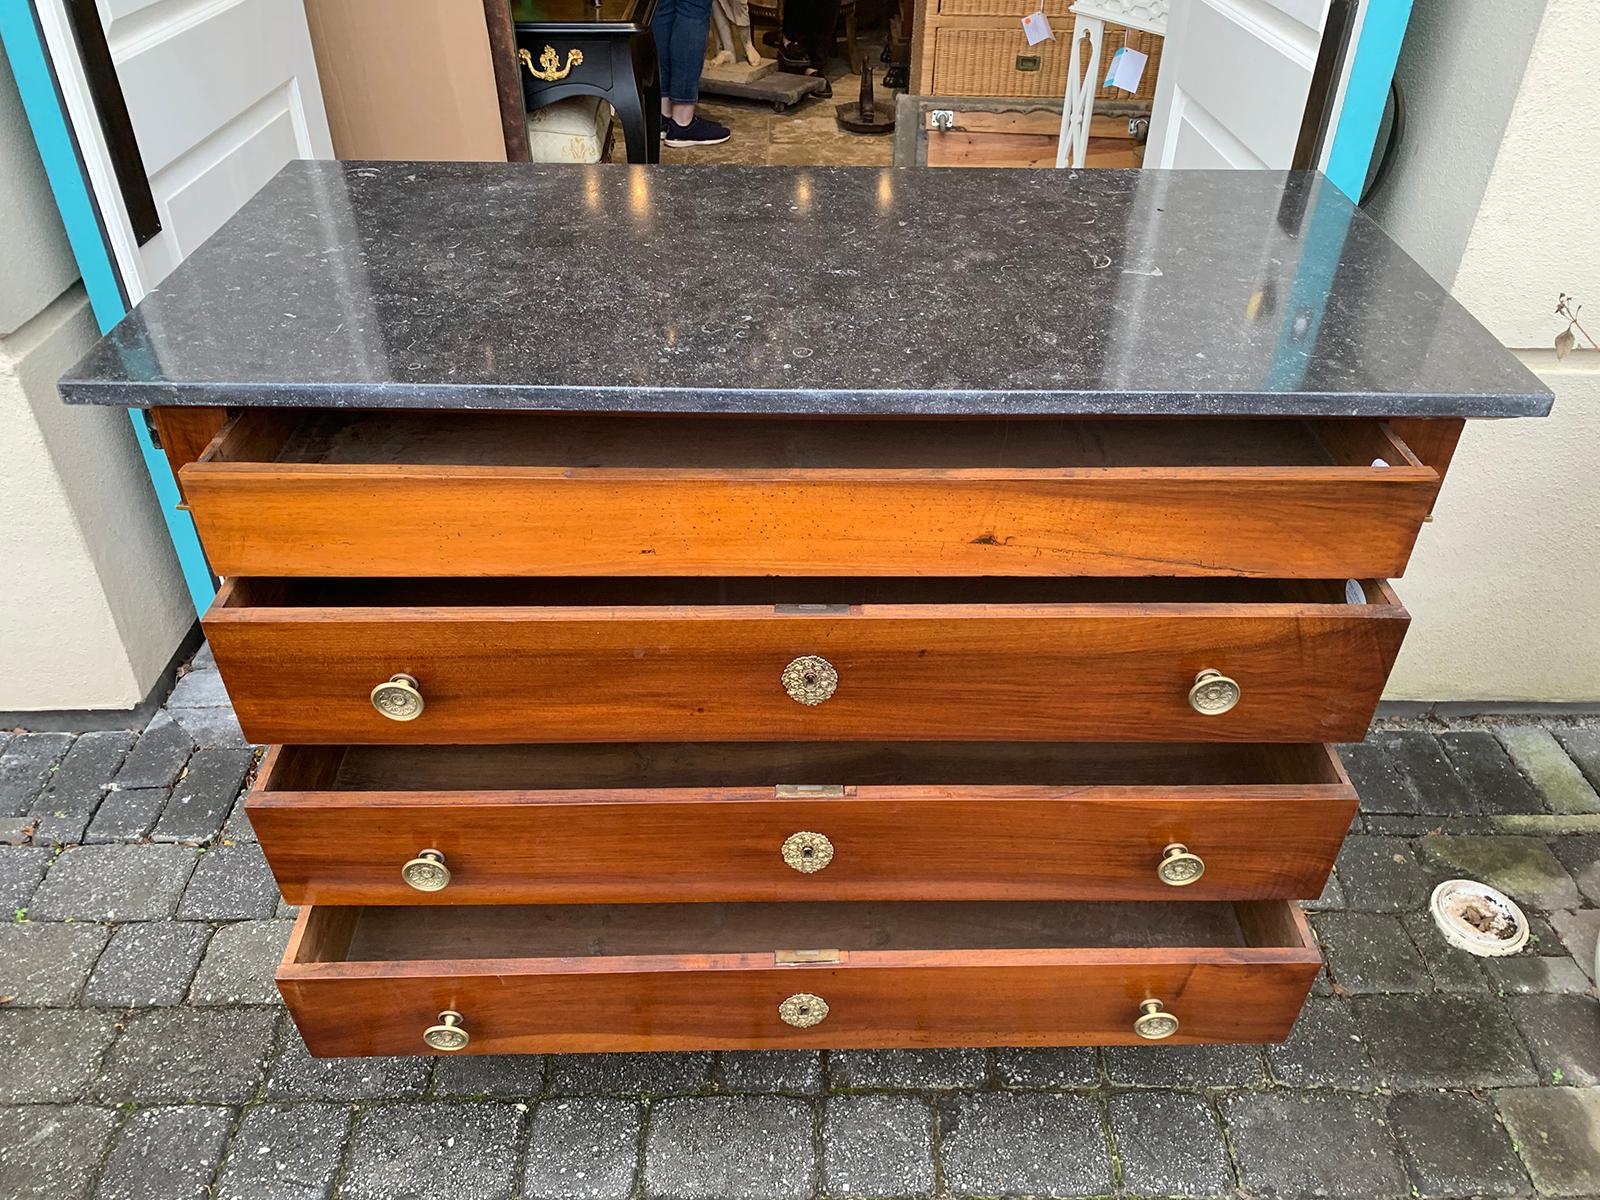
[205,576,1409,744]
[180,411,1439,578]
[249,741,1355,904]
[278,899,1322,1054]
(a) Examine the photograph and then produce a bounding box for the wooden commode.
[60,162,1552,1056]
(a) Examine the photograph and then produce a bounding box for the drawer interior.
[291,900,1311,964]
[262,741,1345,793]
[209,410,1420,472]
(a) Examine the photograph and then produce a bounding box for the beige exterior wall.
[1374,0,1600,702]
[0,60,193,714]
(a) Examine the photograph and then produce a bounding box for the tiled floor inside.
[3,646,1600,1199]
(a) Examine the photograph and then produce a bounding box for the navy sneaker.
[664,115,731,148]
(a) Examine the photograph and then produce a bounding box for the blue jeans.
[652,0,712,104]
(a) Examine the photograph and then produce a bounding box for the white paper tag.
[1021,11,1054,45]
[1345,579,1367,606]
[1371,458,1390,468]
[1102,45,1148,91]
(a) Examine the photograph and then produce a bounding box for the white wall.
[0,58,193,714]
[1375,0,1600,702]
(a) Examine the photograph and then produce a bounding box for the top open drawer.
[180,411,1439,579]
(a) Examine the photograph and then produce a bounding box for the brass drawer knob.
[423,1010,470,1051]
[781,831,834,873]
[1133,998,1179,1040]
[402,848,451,892]
[1187,668,1240,715]
[371,673,424,721]
[779,992,829,1027]
[782,656,838,705]
[1157,843,1205,886]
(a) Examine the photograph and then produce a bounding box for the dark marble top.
[61,161,1551,418]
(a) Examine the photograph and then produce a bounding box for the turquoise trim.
[1324,0,1414,202]
[0,2,215,612]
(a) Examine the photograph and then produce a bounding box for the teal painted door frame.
[1325,0,1415,202]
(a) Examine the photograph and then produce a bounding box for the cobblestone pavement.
[3,650,1600,1199]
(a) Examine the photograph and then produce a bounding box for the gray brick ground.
[1401,909,1491,991]
[1497,1087,1600,1197]
[1551,908,1600,980]
[153,747,254,842]
[1103,1042,1265,1087]
[187,919,293,1005]
[221,792,258,842]
[1489,953,1592,993]
[0,733,73,816]
[94,1104,234,1200]
[0,1010,119,1102]
[91,1006,279,1102]
[1508,993,1600,1086]
[1550,833,1600,904]
[1222,1091,1407,1200]
[645,1096,813,1200]
[1557,728,1600,790]
[1338,741,1414,813]
[1501,726,1600,814]
[992,1047,1099,1088]
[29,731,134,844]
[29,843,197,920]
[1440,731,1544,814]
[1304,867,1346,909]
[1110,1090,1232,1198]
[939,1091,1110,1198]
[823,1094,934,1198]
[433,1054,549,1098]
[167,705,249,749]
[214,1102,353,1200]
[718,1051,822,1094]
[1389,1091,1531,1198]
[0,921,109,1005]
[1377,729,1475,814]
[829,1048,986,1090]
[1419,834,1582,909]
[84,787,168,842]
[549,1053,712,1097]
[1265,996,1376,1089]
[115,710,195,789]
[524,1098,641,1200]
[0,846,50,911]
[1354,994,1538,1088]
[167,667,233,710]
[1332,836,1430,911]
[84,921,212,1007]
[268,1024,432,1100]
[0,1104,118,1200]
[1314,910,1429,993]
[177,841,281,920]
[343,1103,523,1200]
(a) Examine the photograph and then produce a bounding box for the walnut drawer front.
[180,412,1438,579]
[251,741,1353,905]
[278,899,1321,1054]
[205,577,1408,745]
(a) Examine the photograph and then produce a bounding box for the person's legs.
[804,0,840,70]
[651,0,678,118]
[660,0,712,123]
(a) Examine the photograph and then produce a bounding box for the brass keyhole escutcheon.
[782,656,838,705]
[1133,998,1179,1040]
[1157,843,1204,887]
[779,992,829,1027]
[1187,668,1240,716]
[781,831,835,873]
[423,1010,470,1051]
[371,673,424,721]
[402,849,451,892]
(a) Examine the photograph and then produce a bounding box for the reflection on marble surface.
[62,160,1549,417]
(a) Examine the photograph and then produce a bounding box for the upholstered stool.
[524,96,614,164]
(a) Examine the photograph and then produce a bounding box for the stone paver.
[0,733,73,816]
[345,1102,526,1200]
[1314,910,1429,993]
[1440,731,1544,814]
[30,731,134,844]
[84,921,213,1007]
[718,1051,822,1094]
[177,841,281,920]
[214,1103,353,1200]
[1401,909,1491,991]
[1222,1091,1407,1199]
[0,845,50,911]
[92,1006,279,1102]
[1103,1042,1265,1087]
[939,1092,1110,1198]
[114,710,195,789]
[0,1010,119,1102]
[1338,741,1413,813]
[0,1104,118,1200]
[1332,836,1430,911]
[84,787,168,842]
[1378,729,1475,814]
[187,919,294,1005]
[152,747,254,843]
[433,1054,549,1099]
[992,1046,1099,1088]
[1551,908,1600,980]
[167,667,233,709]
[1419,834,1582,909]
[268,1025,431,1100]
[830,1048,987,1090]
[29,844,197,920]
[525,1098,641,1200]
[1110,1090,1232,1197]
[645,1096,813,1200]
[1508,993,1600,1086]
[1354,994,1538,1088]
[549,1053,712,1097]
[0,921,109,1005]
[93,1104,234,1200]
[1389,1091,1531,1198]
[1497,1087,1600,1197]
[1489,953,1593,993]
[1265,996,1376,1089]
[823,1094,934,1198]
[1501,726,1600,814]
[1557,728,1600,791]
[1551,833,1600,904]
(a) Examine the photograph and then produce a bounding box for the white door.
[1146,0,1330,168]
[35,0,332,299]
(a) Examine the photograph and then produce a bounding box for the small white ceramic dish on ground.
[1429,879,1529,957]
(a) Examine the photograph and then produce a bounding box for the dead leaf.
[1556,326,1577,360]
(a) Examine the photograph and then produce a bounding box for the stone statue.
[710,0,764,66]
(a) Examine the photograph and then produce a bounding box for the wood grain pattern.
[204,580,1410,744]
[150,406,228,478]
[249,742,1354,904]
[277,900,1321,1054]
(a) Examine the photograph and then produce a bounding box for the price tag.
[1345,579,1367,606]
[1021,11,1054,45]
[1102,45,1148,91]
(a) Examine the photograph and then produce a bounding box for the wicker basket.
[927,15,1162,103]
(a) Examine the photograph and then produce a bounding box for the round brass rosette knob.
[781,656,838,705]
[779,992,829,1027]
[402,849,451,892]
[423,1010,470,1051]
[1133,999,1179,1041]
[371,673,425,721]
[781,831,835,874]
[1187,668,1240,716]
[1157,843,1205,887]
